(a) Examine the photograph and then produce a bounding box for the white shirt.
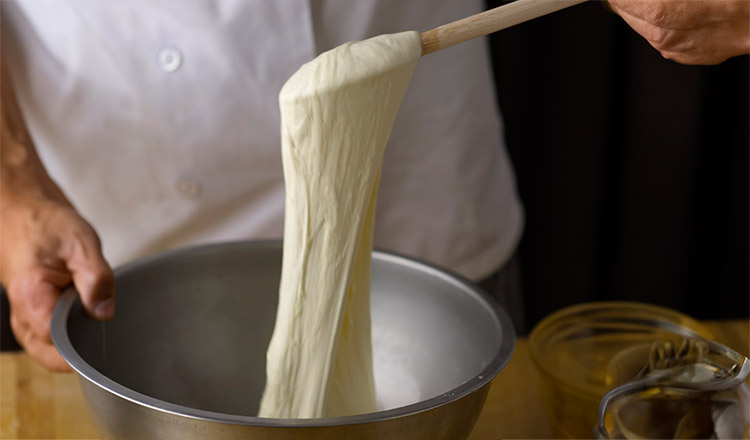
[3,0,523,281]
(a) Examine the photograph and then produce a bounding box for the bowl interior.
[64,241,508,417]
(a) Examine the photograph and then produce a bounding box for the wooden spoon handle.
[421,0,588,56]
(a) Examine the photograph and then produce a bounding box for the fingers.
[607,0,698,31]
[62,222,116,321]
[608,3,694,63]
[606,0,746,65]
[7,263,104,373]
[609,6,730,64]
[607,1,671,47]
[12,273,61,343]
[7,274,66,370]
[10,312,71,372]
[70,255,115,320]
[28,337,72,372]
[1,193,113,372]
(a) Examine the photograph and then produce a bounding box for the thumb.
[65,232,116,320]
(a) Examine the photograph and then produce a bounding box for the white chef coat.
[2,0,523,281]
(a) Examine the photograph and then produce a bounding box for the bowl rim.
[51,239,516,427]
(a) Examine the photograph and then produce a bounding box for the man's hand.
[0,196,115,371]
[1,44,115,371]
[607,0,750,65]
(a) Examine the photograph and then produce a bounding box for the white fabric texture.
[2,0,523,280]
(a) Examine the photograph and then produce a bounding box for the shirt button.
[157,47,182,72]
[177,179,202,199]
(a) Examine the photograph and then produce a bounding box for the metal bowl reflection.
[52,240,514,440]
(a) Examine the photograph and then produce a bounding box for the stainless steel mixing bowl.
[52,240,515,439]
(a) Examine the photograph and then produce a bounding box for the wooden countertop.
[2,320,747,439]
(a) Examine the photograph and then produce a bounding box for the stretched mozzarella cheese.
[259,31,421,418]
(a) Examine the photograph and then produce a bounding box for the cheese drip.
[259,31,421,418]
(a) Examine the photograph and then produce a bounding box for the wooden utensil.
[421,0,588,55]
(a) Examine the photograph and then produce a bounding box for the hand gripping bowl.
[51,240,515,439]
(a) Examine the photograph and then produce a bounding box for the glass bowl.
[528,301,715,439]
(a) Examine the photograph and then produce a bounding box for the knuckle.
[646,5,670,28]
[629,0,672,28]
[57,217,100,260]
[80,267,112,290]
[9,313,34,347]
[75,268,115,307]
[7,271,49,300]
[646,26,671,49]
[659,47,680,60]
[9,313,26,334]
[6,277,58,329]
[24,303,53,335]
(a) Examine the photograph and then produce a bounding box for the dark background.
[486,0,749,331]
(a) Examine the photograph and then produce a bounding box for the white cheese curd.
[259,31,421,419]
